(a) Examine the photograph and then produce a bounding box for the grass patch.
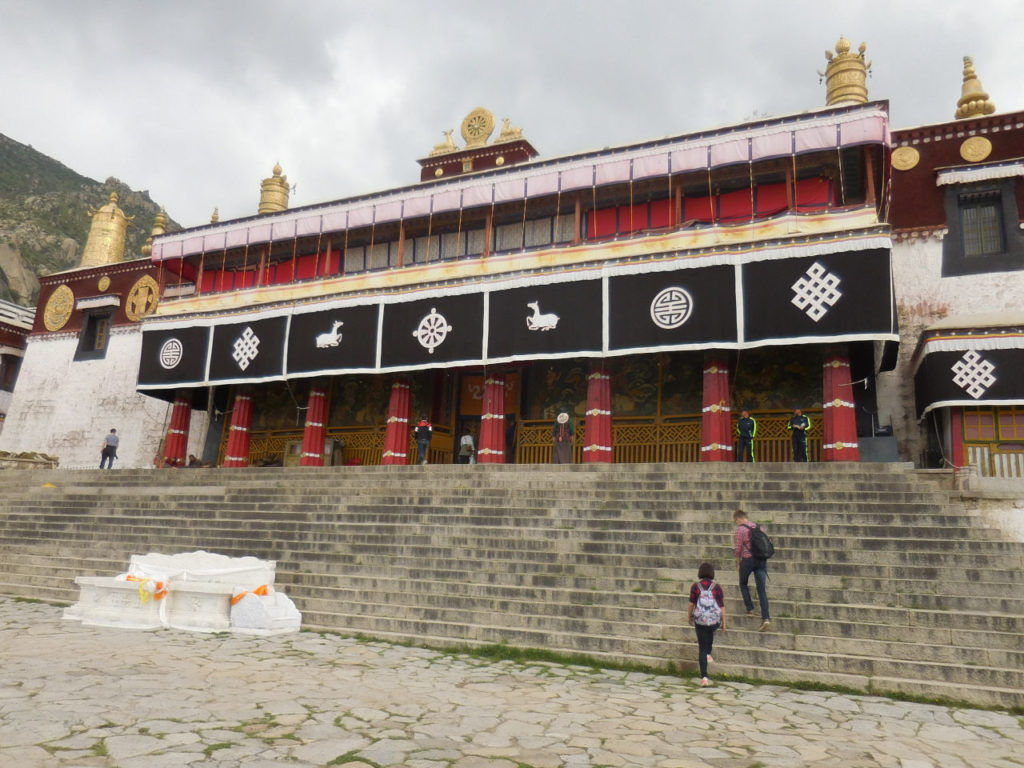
[90,740,109,758]
[203,743,232,757]
[305,628,1023,716]
[327,751,382,766]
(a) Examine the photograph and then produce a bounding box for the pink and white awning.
[151,104,889,262]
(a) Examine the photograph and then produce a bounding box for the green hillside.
[0,132,179,306]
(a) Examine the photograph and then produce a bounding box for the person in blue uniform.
[787,408,810,462]
[736,409,757,463]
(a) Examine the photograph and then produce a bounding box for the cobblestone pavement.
[1,598,1021,767]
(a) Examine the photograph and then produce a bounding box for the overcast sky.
[3,1,1022,228]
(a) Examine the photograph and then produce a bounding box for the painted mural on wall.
[250,381,310,431]
[655,354,702,416]
[731,346,822,411]
[328,375,393,428]
[523,359,589,420]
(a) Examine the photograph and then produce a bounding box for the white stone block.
[63,576,163,630]
[230,590,302,636]
[128,550,276,590]
[165,582,234,633]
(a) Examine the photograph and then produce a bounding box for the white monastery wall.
[0,328,209,468]
[878,234,1024,464]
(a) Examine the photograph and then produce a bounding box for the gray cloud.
[1,0,1021,228]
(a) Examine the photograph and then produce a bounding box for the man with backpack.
[733,508,772,631]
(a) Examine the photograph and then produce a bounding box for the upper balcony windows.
[164,145,877,301]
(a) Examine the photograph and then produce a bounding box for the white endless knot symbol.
[158,338,183,370]
[951,351,996,399]
[650,286,694,329]
[791,262,842,322]
[232,326,261,371]
[412,308,453,354]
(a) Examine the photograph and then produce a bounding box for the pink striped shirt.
[734,522,756,559]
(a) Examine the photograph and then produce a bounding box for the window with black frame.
[959,190,1004,257]
[941,178,1024,276]
[74,311,113,361]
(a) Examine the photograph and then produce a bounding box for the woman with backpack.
[687,562,726,687]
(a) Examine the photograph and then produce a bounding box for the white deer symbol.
[526,301,559,332]
[315,320,344,348]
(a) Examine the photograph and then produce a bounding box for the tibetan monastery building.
[136,87,896,467]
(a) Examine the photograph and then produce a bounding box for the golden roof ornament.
[495,117,524,144]
[955,56,996,120]
[461,107,495,148]
[258,163,290,214]
[80,191,133,268]
[820,36,871,106]
[211,207,220,223]
[429,130,458,156]
[140,208,167,257]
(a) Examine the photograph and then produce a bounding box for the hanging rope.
[312,228,323,279]
[836,146,846,207]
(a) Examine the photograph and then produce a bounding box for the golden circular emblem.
[43,284,74,331]
[97,276,111,292]
[461,107,494,146]
[960,136,992,163]
[495,155,505,166]
[125,275,160,322]
[891,146,920,171]
[835,441,845,450]
[434,168,444,177]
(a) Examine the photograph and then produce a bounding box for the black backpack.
[746,523,775,561]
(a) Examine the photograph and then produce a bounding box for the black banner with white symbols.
[138,246,897,392]
[915,347,1024,417]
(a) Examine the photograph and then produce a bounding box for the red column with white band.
[162,393,191,468]
[583,365,613,463]
[299,386,328,466]
[700,358,732,462]
[822,355,860,462]
[222,389,253,467]
[478,375,506,464]
[381,379,411,465]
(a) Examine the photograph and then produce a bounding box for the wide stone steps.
[0,462,1021,710]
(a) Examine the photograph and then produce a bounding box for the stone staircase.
[0,462,1021,710]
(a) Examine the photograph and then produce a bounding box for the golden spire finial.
[258,163,289,214]
[955,56,996,120]
[211,207,220,223]
[820,36,871,106]
[141,208,167,257]
[80,191,133,268]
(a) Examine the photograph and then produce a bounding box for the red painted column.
[299,386,328,466]
[822,355,860,462]
[381,379,411,465]
[583,365,613,463]
[700,358,732,461]
[478,374,506,464]
[950,407,965,468]
[223,389,253,467]
[162,393,191,468]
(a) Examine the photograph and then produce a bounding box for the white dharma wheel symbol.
[650,287,694,329]
[412,307,453,354]
[159,338,184,369]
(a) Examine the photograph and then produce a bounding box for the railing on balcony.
[224,412,821,467]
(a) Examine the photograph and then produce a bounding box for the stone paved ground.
[1,598,1021,767]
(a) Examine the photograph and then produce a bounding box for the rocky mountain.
[0,132,180,306]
